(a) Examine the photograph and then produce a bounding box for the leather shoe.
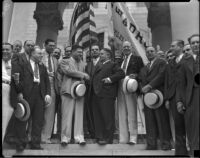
[30,144,43,150]
[61,141,68,147]
[16,145,25,152]
[98,140,107,145]
[161,146,171,150]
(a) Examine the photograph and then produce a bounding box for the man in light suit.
[92,48,125,144]
[2,43,14,144]
[41,39,59,143]
[58,45,89,146]
[117,41,144,144]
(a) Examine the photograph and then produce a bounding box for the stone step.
[2,144,175,157]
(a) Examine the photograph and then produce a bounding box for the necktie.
[34,62,39,79]
[146,62,151,70]
[122,56,128,71]
[48,54,53,72]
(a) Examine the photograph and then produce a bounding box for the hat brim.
[15,99,30,121]
[144,89,164,109]
[122,76,129,94]
[71,81,82,99]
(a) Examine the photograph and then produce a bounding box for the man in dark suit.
[85,44,101,139]
[164,40,188,155]
[13,46,51,152]
[177,34,199,155]
[5,40,35,144]
[92,48,125,144]
[138,46,171,150]
[117,41,144,144]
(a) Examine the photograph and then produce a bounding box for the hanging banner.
[109,2,149,65]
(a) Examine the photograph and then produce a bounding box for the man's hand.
[102,78,112,84]
[165,100,170,110]
[12,73,20,84]
[83,73,90,80]
[45,95,52,108]
[17,93,23,101]
[177,102,186,114]
[141,84,152,93]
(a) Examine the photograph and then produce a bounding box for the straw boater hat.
[122,76,138,94]
[71,81,87,98]
[143,89,164,109]
[14,99,30,121]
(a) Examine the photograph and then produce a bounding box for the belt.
[2,80,10,85]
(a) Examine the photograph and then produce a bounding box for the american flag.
[69,2,98,54]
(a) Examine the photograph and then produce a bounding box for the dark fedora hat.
[14,99,30,121]
[143,89,164,109]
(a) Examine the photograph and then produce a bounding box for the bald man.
[13,40,23,54]
[117,41,144,144]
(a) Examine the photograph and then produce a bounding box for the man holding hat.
[92,48,125,144]
[117,41,144,144]
[13,46,51,152]
[59,45,89,146]
[138,46,171,150]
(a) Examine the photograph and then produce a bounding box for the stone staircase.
[2,137,175,157]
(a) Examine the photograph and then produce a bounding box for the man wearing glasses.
[63,46,72,59]
[5,40,35,145]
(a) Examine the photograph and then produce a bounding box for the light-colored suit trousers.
[61,94,84,142]
[2,83,13,144]
[42,77,56,140]
[117,80,138,143]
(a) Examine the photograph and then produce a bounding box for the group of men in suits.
[2,34,199,156]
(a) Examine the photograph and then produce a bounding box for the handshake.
[82,73,90,81]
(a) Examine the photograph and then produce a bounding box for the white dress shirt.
[175,53,184,63]
[121,53,132,73]
[30,59,40,83]
[93,57,100,66]
[2,60,11,82]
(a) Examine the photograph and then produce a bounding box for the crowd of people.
[2,33,199,156]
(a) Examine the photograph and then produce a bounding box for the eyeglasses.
[183,49,191,53]
[91,49,99,51]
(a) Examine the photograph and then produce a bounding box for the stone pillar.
[146,2,172,51]
[3,0,14,42]
[33,3,64,48]
[170,0,199,42]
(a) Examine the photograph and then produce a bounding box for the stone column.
[33,3,64,48]
[146,2,172,51]
[3,0,14,42]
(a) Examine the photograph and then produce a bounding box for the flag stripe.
[69,2,98,52]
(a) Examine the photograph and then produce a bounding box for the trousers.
[61,94,84,141]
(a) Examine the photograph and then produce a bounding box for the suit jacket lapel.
[148,58,158,73]
[22,53,33,75]
[95,61,103,73]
